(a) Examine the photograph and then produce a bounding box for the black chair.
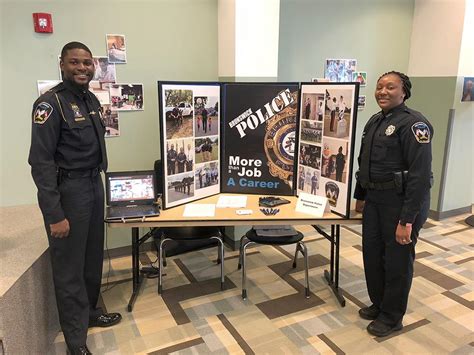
[237,228,310,300]
[155,226,225,294]
[152,159,225,294]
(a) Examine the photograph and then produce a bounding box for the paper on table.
[216,195,247,208]
[183,204,216,217]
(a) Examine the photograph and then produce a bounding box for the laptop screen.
[106,171,156,206]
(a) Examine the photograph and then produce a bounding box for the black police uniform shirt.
[354,103,433,225]
[28,80,107,226]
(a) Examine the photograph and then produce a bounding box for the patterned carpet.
[49,213,473,354]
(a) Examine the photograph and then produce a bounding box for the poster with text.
[221,83,299,195]
[158,82,220,209]
[297,82,359,217]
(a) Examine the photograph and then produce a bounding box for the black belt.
[59,167,101,179]
[360,180,396,190]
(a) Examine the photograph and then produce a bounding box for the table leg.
[127,227,142,312]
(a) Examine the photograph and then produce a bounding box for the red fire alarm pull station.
[33,13,53,33]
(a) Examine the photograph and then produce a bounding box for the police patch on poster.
[221,83,299,195]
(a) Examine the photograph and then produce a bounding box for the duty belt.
[360,180,396,190]
[59,167,101,179]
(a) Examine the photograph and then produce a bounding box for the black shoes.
[68,345,92,355]
[358,304,380,320]
[367,319,403,337]
[89,312,122,328]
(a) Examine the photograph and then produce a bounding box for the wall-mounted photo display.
[109,83,144,111]
[325,59,357,83]
[352,71,367,86]
[158,82,221,209]
[100,104,120,138]
[92,56,116,83]
[37,80,61,96]
[106,34,127,64]
[89,81,111,105]
[461,77,473,102]
[296,82,359,217]
[221,83,299,196]
[358,95,366,110]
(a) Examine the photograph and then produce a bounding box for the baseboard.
[429,205,472,220]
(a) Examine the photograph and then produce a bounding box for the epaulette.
[48,82,65,93]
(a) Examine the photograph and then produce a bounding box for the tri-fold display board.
[157,81,359,217]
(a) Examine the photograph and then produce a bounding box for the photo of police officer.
[167,172,195,203]
[195,162,219,190]
[100,104,120,137]
[166,138,194,176]
[300,120,322,144]
[324,88,354,139]
[29,41,121,355]
[301,93,324,121]
[164,89,194,139]
[195,136,218,164]
[299,142,321,170]
[354,71,434,338]
[321,138,348,183]
[194,96,219,137]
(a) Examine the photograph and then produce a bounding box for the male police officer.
[354,71,433,337]
[29,42,121,355]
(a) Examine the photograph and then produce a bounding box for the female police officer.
[354,71,433,337]
[29,42,121,354]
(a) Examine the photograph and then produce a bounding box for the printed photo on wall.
[352,71,367,86]
[101,104,120,137]
[164,89,194,139]
[89,81,111,105]
[299,142,321,170]
[194,96,219,137]
[324,87,354,139]
[358,95,366,110]
[461,77,473,102]
[325,59,357,82]
[110,83,144,111]
[93,57,116,83]
[158,82,221,209]
[37,80,61,96]
[106,34,127,63]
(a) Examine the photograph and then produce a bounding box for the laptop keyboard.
[108,205,159,219]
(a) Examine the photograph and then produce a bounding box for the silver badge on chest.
[385,125,395,136]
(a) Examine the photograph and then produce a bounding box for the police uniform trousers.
[46,173,104,348]
[362,188,429,326]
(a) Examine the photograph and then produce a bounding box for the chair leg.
[158,238,171,294]
[211,236,225,290]
[299,241,310,298]
[241,241,255,300]
[292,243,301,268]
[237,235,248,270]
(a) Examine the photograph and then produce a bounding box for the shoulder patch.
[411,122,431,143]
[33,102,54,124]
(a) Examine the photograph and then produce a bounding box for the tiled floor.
[49,214,473,354]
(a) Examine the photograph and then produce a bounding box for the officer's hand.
[396,223,412,245]
[50,219,70,238]
[355,200,365,213]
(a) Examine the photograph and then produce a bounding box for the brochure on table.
[158,82,221,209]
[296,82,359,217]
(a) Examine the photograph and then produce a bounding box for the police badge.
[264,90,299,188]
[385,125,395,136]
[71,103,85,121]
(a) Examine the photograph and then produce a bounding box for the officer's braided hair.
[377,71,412,101]
[60,41,92,59]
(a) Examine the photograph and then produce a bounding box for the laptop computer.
[105,170,160,221]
